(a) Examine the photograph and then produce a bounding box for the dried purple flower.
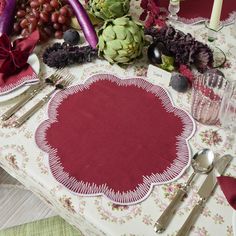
[145,26,214,71]
[43,42,98,68]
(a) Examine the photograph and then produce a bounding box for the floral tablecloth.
[0,1,236,235]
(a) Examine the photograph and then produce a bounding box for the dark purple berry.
[63,29,80,45]
[170,73,189,92]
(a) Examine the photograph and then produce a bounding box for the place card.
[147,65,171,87]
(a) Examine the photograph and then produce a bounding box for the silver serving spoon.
[154,149,214,233]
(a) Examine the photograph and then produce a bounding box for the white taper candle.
[209,0,223,30]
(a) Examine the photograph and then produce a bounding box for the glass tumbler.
[219,81,236,131]
[191,73,227,125]
[168,0,180,22]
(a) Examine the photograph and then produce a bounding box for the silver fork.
[13,74,73,128]
[0,70,64,121]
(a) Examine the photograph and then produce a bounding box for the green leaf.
[133,34,141,43]
[113,16,129,26]
[124,30,133,43]
[117,49,128,56]
[102,25,116,41]
[109,2,124,16]
[104,47,117,57]
[103,54,115,63]
[161,55,175,66]
[98,36,105,50]
[114,55,130,63]
[113,25,126,40]
[127,22,139,34]
[106,40,122,50]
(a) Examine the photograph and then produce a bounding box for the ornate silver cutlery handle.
[13,90,55,127]
[154,187,187,233]
[0,83,45,121]
[176,199,205,236]
[0,70,63,121]
[176,154,232,236]
[13,76,73,127]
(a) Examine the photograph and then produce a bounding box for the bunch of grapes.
[14,0,74,41]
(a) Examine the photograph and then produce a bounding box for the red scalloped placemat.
[159,0,236,25]
[36,74,195,204]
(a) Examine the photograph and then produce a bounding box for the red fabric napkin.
[218,176,236,210]
[159,0,236,24]
[0,30,39,94]
[36,74,195,204]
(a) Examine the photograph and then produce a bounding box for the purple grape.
[63,29,80,45]
[170,73,189,92]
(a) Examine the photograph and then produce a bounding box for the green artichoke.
[89,0,130,20]
[98,16,144,64]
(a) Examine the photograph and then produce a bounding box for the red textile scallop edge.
[160,8,236,26]
[35,74,196,205]
[179,11,236,25]
[0,72,38,95]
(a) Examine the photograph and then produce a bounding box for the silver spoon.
[154,149,214,233]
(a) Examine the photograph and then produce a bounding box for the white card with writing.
[147,65,171,87]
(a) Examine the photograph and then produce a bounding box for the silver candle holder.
[205,20,224,42]
[205,20,226,68]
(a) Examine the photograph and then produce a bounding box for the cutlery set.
[154,152,232,236]
[0,70,73,127]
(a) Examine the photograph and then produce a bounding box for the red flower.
[140,0,167,28]
[140,0,148,9]
[145,15,155,28]
[154,18,167,28]
[179,64,194,85]
[140,10,148,21]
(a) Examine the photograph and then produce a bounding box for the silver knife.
[176,154,233,236]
